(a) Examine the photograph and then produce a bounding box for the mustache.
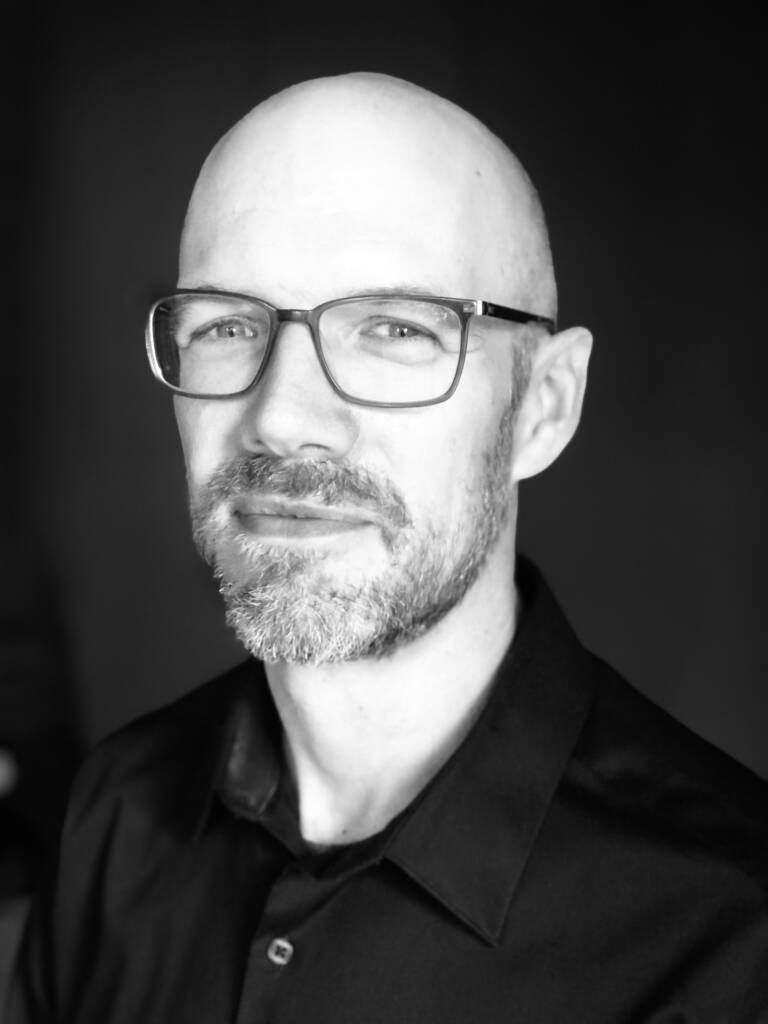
[191,454,412,536]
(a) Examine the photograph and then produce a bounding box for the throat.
[265,559,519,846]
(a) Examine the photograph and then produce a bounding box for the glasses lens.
[318,298,463,403]
[150,293,273,395]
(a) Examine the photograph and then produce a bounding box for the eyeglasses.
[145,289,556,409]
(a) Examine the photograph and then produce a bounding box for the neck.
[265,531,518,846]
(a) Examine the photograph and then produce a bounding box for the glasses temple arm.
[479,301,556,333]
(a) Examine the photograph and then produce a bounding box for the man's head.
[169,72,591,663]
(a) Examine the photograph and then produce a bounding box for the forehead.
[181,210,482,304]
[179,100,518,304]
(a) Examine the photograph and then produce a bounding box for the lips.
[230,496,382,540]
[233,496,375,526]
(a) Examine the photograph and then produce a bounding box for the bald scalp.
[181,72,556,320]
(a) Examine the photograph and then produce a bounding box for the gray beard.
[191,406,516,664]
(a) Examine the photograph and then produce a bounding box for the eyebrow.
[346,284,447,298]
[183,282,452,303]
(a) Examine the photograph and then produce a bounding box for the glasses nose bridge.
[271,306,318,348]
[276,307,313,327]
[261,305,329,393]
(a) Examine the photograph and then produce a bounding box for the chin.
[216,528,389,591]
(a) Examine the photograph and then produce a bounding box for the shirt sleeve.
[3,738,118,1024]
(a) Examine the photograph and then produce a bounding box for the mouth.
[232,497,378,539]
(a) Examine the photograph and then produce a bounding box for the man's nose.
[237,321,359,459]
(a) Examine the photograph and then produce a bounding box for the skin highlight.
[174,72,592,845]
[181,73,557,321]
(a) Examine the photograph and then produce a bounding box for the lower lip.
[235,512,371,539]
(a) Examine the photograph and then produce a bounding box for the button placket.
[236,863,348,1022]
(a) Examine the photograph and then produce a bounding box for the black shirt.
[8,562,768,1022]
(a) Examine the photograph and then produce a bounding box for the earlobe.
[510,326,593,483]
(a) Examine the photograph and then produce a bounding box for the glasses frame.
[146,288,556,409]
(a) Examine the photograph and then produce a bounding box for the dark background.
[2,3,766,888]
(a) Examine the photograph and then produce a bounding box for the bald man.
[9,74,768,1023]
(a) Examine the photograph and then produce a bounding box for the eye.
[206,318,257,341]
[388,323,424,340]
[217,322,252,339]
[364,318,437,343]
[185,317,264,346]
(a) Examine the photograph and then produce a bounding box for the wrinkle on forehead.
[180,72,556,318]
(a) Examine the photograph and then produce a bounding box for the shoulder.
[572,652,768,891]
[64,659,258,839]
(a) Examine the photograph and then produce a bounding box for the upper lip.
[234,496,377,525]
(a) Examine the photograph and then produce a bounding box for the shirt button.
[266,937,294,966]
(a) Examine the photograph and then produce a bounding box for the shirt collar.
[214,557,596,946]
[214,670,282,821]
[386,557,596,944]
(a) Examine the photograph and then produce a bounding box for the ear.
[510,326,593,483]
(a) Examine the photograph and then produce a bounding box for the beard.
[190,405,516,664]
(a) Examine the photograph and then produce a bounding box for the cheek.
[174,398,240,491]
[370,395,505,525]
